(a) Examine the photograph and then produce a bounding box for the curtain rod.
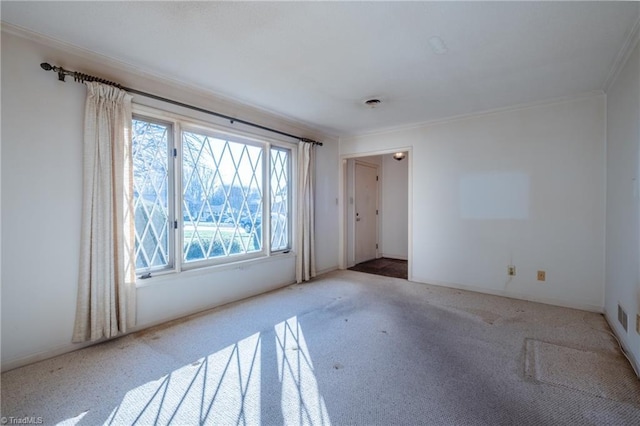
[40,62,323,146]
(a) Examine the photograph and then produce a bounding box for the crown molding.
[341,90,605,141]
[603,14,640,92]
[1,22,338,143]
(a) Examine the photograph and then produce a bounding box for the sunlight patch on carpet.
[275,316,332,426]
[106,332,261,424]
[524,339,640,404]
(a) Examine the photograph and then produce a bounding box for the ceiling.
[2,1,639,136]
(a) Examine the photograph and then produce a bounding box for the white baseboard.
[380,253,408,260]
[316,265,339,276]
[2,340,98,373]
[411,276,603,313]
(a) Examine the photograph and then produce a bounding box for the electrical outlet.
[508,265,516,276]
[537,270,546,281]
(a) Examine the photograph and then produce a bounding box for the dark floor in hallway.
[348,257,408,279]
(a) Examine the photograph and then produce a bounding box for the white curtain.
[73,82,136,343]
[296,141,316,283]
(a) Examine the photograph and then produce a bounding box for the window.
[131,111,292,276]
[270,147,290,251]
[132,118,173,271]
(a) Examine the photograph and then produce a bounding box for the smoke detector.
[364,98,382,108]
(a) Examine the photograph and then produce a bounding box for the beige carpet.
[2,270,639,425]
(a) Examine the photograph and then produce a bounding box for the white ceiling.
[2,1,639,136]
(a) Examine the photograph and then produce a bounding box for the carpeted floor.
[348,257,408,279]
[2,270,639,425]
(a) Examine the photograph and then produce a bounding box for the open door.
[354,162,379,264]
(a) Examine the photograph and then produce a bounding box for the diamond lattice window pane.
[182,131,263,262]
[132,119,170,271]
[270,148,290,251]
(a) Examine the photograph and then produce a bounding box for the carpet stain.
[333,362,344,370]
[444,305,502,325]
[380,330,388,334]
[503,316,528,325]
[466,308,502,325]
[133,315,193,338]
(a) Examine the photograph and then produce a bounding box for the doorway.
[342,151,410,280]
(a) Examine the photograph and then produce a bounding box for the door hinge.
[376,243,379,249]
[173,148,177,158]
[376,175,379,181]
[173,220,178,229]
[376,209,378,215]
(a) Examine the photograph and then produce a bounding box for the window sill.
[134,250,295,288]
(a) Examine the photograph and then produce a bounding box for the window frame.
[131,104,296,280]
[179,124,268,270]
[269,145,293,253]
[131,113,177,274]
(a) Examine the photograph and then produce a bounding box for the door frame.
[339,147,413,280]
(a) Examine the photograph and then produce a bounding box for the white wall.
[1,29,339,371]
[314,127,340,276]
[605,39,640,374]
[381,154,408,259]
[341,94,606,311]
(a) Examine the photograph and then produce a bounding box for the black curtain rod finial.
[40,62,67,82]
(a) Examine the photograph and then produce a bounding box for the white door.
[355,162,378,264]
